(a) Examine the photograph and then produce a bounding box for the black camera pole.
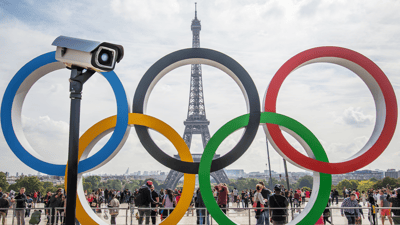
[65,66,94,225]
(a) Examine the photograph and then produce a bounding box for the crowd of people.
[1,183,400,225]
[339,186,400,225]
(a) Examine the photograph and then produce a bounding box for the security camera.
[52,35,124,72]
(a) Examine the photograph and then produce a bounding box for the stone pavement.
[2,201,390,224]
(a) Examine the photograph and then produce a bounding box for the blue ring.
[1,51,129,176]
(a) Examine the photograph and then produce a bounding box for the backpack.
[29,211,41,224]
[135,186,149,206]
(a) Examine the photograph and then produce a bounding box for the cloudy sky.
[1,0,400,177]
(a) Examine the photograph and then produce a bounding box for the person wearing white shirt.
[254,184,266,225]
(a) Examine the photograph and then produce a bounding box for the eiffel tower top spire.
[191,3,201,39]
[195,2,197,19]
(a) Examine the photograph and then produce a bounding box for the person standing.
[233,188,238,205]
[380,189,393,225]
[48,189,63,225]
[361,191,366,206]
[341,193,360,225]
[389,189,400,225]
[367,194,377,225]
[254,184,265,225]
[269,184,288,225]
[161,189,176,221]
[214,183,228,214]
[13,187,27,225]
[25,195,32,217]
[104,188,109,204]
[195,189,209,225]
[0,194,10,225]
[259,181,271,225]
[150,185,159,225]
[300,189,306,205]
[32,191,38,208]
[240,190,246,208]
[244,191,249,208]
[109,193,120,225]
[333,189,339,205]
[137,180,156,225]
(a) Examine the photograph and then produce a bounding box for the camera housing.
[52,36,124,72]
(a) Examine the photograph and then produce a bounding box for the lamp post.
[283,158,290,190]
[266,139,273,190]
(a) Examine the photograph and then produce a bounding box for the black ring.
[132,48,260,174]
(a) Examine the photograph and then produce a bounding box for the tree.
[8,176,43,194]
[357,180,375,192]
[370,177,378,182]
[99,180,122,191]
[336,179,359,191]
[125,180,142,192]
[85,176,101,191]
[296,176,313,189]
[43,181,57,193]
[0,172,9,191]
[82,177,92,192]
[373,177,400,189]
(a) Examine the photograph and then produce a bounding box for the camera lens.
[97,48,113,66]
[101,53,109,62]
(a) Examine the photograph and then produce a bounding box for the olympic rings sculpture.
[1,46,397,225]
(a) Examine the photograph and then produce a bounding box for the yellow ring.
[65,113,195,224]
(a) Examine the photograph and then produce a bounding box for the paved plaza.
[1,201,393,224]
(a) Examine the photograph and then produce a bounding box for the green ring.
[199,112,331,225]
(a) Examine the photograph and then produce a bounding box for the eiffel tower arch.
[163,4,230,189]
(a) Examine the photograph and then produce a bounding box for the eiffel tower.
[163,3,230,189]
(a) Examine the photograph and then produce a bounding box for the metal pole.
[266,140,273,189]
[248,207,251,224]
[65,67,94,225]
[283,159,290,190]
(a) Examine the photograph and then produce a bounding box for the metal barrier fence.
[1,205,400,224]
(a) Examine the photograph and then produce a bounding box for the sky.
[1,0,400,177]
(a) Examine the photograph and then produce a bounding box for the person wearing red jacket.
[214,183,228,214]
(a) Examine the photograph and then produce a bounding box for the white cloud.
[334,107,375,128]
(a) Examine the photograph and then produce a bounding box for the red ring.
[264,46,397,174]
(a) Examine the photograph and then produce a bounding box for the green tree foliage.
[370,177,378,182]
[8,176,44,194]
[295,176,313,189]
[373,177,400,189]
[82,177,92,193]
[125,180,144,192]
[336,179,359,191]
[0,172,9,191]
[98,179,122,191]
[42,181,57,193]
[228,178,265,191]
[85,176,101,191]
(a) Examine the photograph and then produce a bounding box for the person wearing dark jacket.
[138,181,156,225]
[48,189,63,225]
[14,187,27,225]
[0,194,10,225]
[105,189,109,204]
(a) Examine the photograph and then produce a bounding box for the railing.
[1,204,400,224]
